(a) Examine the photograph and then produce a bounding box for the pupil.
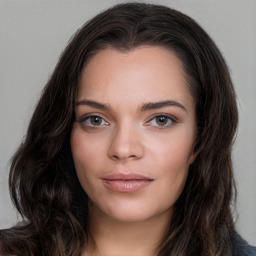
[157,116,167,125]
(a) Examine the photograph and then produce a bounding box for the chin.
[91,198,173,224]
[108,210,155,223]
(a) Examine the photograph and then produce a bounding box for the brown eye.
[90,116,103,126]
[155,116,169,126]
[79,115,109,127]
[147,114,176,128]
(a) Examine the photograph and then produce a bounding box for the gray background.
[0,0,255,245]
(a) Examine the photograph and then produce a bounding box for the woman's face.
[71,46,196,223]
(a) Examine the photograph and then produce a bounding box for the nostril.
[112,155,119,160]
[111,154,138,161]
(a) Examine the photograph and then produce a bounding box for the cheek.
[148,130,195,169]
[158,142,190,187]
[148,131,194,197]
[70,127,104,169]
[70,128,101,188]
[70,133,89,170]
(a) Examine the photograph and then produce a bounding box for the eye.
[78,115,109,127]
[147,114,177,128]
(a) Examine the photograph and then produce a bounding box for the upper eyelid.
[146,113,178,122]
[77,113,108,122]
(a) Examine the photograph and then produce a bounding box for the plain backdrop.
[0,0,255,245]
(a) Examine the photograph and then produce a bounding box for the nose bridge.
[108,120,143,161]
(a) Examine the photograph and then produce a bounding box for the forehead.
[77,46,194,109]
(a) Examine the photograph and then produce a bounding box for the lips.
[102,173,154,193]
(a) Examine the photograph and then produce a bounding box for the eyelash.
[77,113,178,129]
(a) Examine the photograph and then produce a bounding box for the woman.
[1,3,255,256]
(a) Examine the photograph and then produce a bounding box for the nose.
[107,123,144,161]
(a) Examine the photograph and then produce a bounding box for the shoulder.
[0,231,4,255]
[232,232,256,256]
[0,231,7,256]
[0,230,15,256]
[0,221,29,256]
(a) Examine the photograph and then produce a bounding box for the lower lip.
[103,179,153,192]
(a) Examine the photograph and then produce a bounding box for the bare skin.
[84,205,171,256]
[71,46,196,255]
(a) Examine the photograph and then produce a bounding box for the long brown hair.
[1,3,238,256]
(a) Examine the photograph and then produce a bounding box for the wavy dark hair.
[1,3,238,256]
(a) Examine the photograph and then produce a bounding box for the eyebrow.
[76,99,109,110]
[76,99,187,112]
[140,100,187,112]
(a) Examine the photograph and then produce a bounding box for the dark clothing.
[232,233,256,256]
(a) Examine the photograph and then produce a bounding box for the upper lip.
[102,172,153,181]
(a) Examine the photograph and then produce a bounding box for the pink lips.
[102,173,154,193]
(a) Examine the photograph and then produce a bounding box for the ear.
[188,151,197,165]
[188,134,198,164]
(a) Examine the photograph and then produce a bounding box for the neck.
[84,205,172,256]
